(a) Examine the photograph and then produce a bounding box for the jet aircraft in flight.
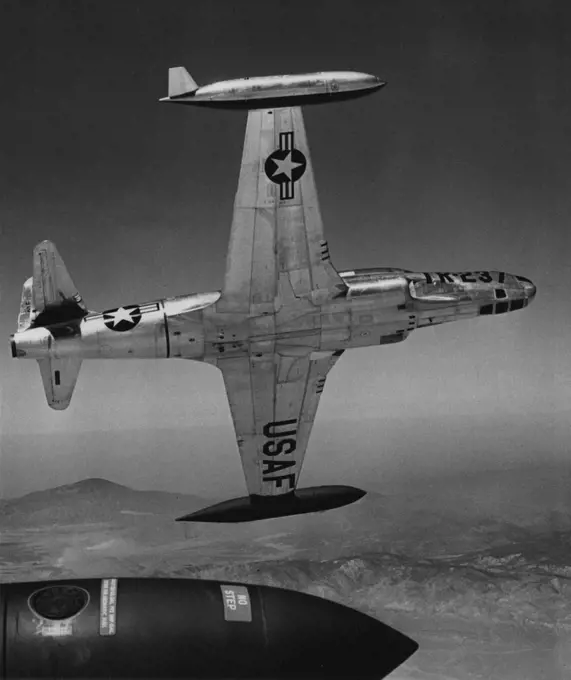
[11,69,536,521]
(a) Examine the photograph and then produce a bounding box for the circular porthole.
[28,585,90,620]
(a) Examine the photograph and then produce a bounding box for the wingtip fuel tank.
[176,485,367,523]
[0,577,418,679]
[160,66,386,109]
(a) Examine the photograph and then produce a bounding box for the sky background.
[1,0,569,499]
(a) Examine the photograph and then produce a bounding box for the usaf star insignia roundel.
[103,305,142,332]
[264,131,307,200]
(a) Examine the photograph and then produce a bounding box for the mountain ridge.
[0,477,209,525]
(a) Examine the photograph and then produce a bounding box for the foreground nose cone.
[2,578,418,679]
[262,587,419,677]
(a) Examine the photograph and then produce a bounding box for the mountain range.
[2,466,571,679]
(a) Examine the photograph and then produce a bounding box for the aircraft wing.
[218,349,344,497]
[216,106,347,314]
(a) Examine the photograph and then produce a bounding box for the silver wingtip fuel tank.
[159,68,386,109]
[0,577,418,678]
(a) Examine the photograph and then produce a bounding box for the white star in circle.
[270,152,303,181]
[108,307,136,327]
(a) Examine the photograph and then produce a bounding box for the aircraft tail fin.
[18,277,34,331]
[31,240,88,327]
[37,356,82,410]
[168,66,199,98]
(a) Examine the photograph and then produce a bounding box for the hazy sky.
[1,0,569,498]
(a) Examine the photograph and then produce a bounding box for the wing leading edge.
[217,106,347,315]
[218,350,344,498]
[215,106,347,499]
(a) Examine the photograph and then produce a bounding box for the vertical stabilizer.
[32,241,88,326]
[37,356,82,410]
[168,66,199,98]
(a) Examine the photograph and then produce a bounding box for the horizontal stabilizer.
[37,356,82,410]
[168,66,199,98]
[176,485,366,523]
[32,241,88,326]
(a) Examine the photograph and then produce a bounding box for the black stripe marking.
[280,131,293,151]
[280,181,294,200]
[162,303,171,358]
[140,303,160,314]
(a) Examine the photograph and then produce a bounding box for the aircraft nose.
[359,73,386,89]
[524,280,537,299]
[515,275,536,300]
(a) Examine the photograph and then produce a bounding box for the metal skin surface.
[10,90,536,517]
[0,577,419,678]
[11,268,536,364]
[160,68,385,109]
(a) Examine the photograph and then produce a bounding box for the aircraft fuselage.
[11,268,536,363]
